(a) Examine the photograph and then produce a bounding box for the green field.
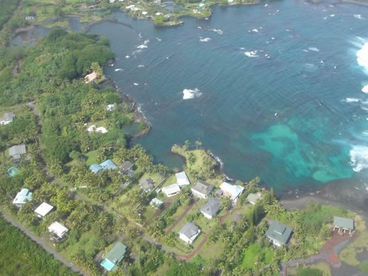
[0,217,76,276]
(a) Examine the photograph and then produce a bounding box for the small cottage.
[246,192,262,205]
[220,182,244,203]
[162,184,181,197]
[175,171,190,187]
[34,202,54,218]
[200,197,221,219]
[333,216,354,234]
[0,112,15,125]
[266,221,293,247]
[9,144,26,161]
[100,242,127,271]
[48,221,69,240]
[140,178,154,192]
[191,180,213,199]
[178,223,201,244]
[13,188,32,207]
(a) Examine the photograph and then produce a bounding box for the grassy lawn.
[339,215,368,266]
[85,150,98,166]
[241,242,275,270]
[197,239,225,260]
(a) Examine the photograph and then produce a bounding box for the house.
[48,221,69,240]
[220,182,244,203]
[162,184,181,197]
[140,178,154,192]
[200,197,221,219]
[13,188,32,207]
[7,167,20,177]
[178,222,201,244]
[266,221,293,247]
[175,171,190,187]
[119,161,134,177]
[0,112,15,125]
[191,180,213,199]
[9,144,26,161]
[150,198,164,209]
[333,216,354,234]
[34,202,54,218]
[247,192,262,205]
[84,71,97,83]
[89,160,117,173]
[100,242,127,271]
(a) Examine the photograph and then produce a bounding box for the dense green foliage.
[296,266,323,276]
[0,217,76,276]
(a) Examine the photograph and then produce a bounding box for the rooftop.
[162,184,181,196]
[140,178,154,192]
[48,221,68,238]
[120,161,134,172]
[175,171,190,186]
[179,222,200,239]
[334,216,354,230]
[200,197,221,217]
[266,221,293,246]
[247,192,262,204]
[34,202,54,217]
[9,144,26,159]
[192,180,213,196]
[220,182,244,200]
[89,160,117,173]
[105,242,126,265]
[13,188,32,206]
[0,112,15,123]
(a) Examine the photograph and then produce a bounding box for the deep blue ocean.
[88,0,368,193]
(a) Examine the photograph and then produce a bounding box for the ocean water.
[89,0,368,194]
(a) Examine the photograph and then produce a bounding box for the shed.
[175,171,190,187]
[0,112,15,125]
[13,188,32,207]
[101,242,127,271]
[334,216,354,234]
[162,184,181,197]
[140,178,154,192]
[48,221,68,239]
[247,192,262,205]
[191,180,213,199]
[200,197,221,219]
[34,202,54,218]
[9,144,26,160]
[266,221,293,247]
[178,222,201,244]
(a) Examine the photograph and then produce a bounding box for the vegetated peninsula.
[1,1,368,276]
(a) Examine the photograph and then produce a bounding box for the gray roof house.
[246,192,262,205]
[119,161,134,177]
[178,222,201,244]
[140,178,154,192]
[266,221,293,247]
[334,216,354,234]
[0,112,15,125]
[200,197,221,219]
[191,180,213,199]
[9,144,26,161]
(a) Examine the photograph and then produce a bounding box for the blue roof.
[100,160,117,171]
[89,164,102,173]
[7,167,20,177]
[13,188,32,205]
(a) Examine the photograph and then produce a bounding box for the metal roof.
[334,216,354,230]
[266,221,293,245]
[9,144,26,158]
[105,242,126,265]
[179,222,200,239]
[200,197,221,217]
[175,171,190,186]
[192,180,213,196]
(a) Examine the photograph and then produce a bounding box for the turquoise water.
[89,0,368,193]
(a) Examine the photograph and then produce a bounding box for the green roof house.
[101,242,127,271]
[266,221,293,247]
[334,216,354,234]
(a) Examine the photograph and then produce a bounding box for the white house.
[191,180,213,199]
[150,198,164,209]
[175,171,190,187]
[34,202,54,218]
[48,222,69,240]
[162,184,181,197]
[0,112,15,125]
[106,104,116,111]
[13,188,32,207]
[178,223,201,244]
[220,182,244,203]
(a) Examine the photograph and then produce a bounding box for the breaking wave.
[350,145,368,172]
[183,88,202,100]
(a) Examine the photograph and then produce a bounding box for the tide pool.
[88,0,368,193]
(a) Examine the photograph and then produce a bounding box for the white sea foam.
[114,68,123,72]
[212,28,223,35]
[343,97,360,103]
[354,14,364,20]
[250,28,259,33]
[357,42,368,73]
[362,84,368,94]
[133,83,139,86]
[199,37,211,42]
[137,44,148,49]
[244,50,259,58]
[308,47,320,52]
[137,64,145,68]
[183,88,202,100]
[330,14,335,17]
[156,37,162,42]
[125,55,130,59]
[350,145,368,172]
